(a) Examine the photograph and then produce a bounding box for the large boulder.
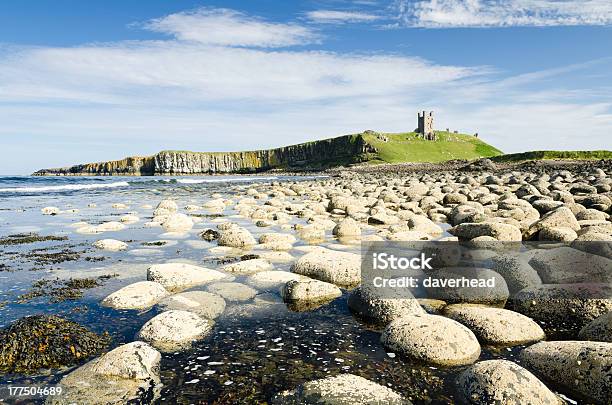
[157,291,226,320]
[578,311,612,342]
[218,226,256,248]
[348,286,424,325]
[520,341,612,404]
[456,360,562,405]
[101,281,169,310]
[161,213,194,233]
[443,305,545,346]
[259,233,297,245]
[528,247,612,284]
[424,267,509,306]
[222,258,273,274]
[538,226,577,242]
[332,217,362,237]
[281,279,342,303]
[206,282,258,302]
[41,206,60,215]
[246,271,305,290]
[381,314,481,366]
[52,341,161,405]
[291,248,361,287]
[297,225,326,243]
[156,199,178,212]
[490,254,542,295]
[511,283,612,327]
[523,206,580,240]
[368,212,400,225]
[93,239,128,251]
[147,263,226,291]
[448,222,522,241]
[272,374,408,404]
[407,215,443,235]
[137,310,213,352]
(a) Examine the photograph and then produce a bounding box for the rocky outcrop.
[33,134,377,175]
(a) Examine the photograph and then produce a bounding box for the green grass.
[361,131,503,163]
[491,150,612,163]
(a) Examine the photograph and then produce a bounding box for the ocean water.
[0,175,576,404]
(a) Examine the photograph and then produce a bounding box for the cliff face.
[33,134,376,176]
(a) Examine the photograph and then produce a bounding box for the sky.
[0,0,611,174]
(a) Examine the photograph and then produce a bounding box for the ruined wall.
[33,134,377,176]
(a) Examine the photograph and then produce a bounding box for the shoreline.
[0,164,610,404]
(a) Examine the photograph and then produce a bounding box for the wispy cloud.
[395,0,612,28]
[306,10,382,24]
[143,8,318,47]
[0,6,610,173]
[0,7,479,105]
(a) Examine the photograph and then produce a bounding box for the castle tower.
[417,111,435,140]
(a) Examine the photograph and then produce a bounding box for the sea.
[0,175,575,404]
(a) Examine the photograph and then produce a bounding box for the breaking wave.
[0,181,130,193]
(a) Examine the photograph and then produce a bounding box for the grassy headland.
[362,131,503,163]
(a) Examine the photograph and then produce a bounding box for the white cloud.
[144,8,318,47]
[306,10,382,23]
[0,41,478,105]
[396,0,612,27]
[0,6,610,173]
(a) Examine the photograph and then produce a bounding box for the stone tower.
[417,111,435,140]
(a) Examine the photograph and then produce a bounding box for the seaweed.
[0,233,68,246]
[0,315,110,374]
[18,275,118,304]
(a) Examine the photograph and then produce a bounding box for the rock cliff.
[33,134,376,176]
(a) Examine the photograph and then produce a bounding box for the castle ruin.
[417,111,436,141]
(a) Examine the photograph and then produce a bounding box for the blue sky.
[0,0,611,174]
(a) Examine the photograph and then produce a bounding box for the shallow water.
[0,175,583,404]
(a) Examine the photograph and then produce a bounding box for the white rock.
[281,279,342,303]
[218,226,256,248]
[41,206,60,215]
[93,239,128,252]
[381,314,481,366]
[259,233,297,245]
[512,283,612,327]
[156,200,178,212]
[520,341,612,404]
[101,281,169,309]
[147,263,226,291]
[529,246,612,283]
[55,341,161,405]
[407,215,443,235]
[96,221,126,232]
[119,214,139,224]
[291,248,361,287]
[443,304,545,346]
[137,310,213,352]
[161,213,194,233]
[332,218,361,237]
[456,360,562,405]
[206,282,257,301]
[449,222,522,241]
[272,374,406,404]
[222,258,273,274]
[157,291,226,319]
[246,271,304,290]
[348,286,424,325]
[257,251,294,263]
